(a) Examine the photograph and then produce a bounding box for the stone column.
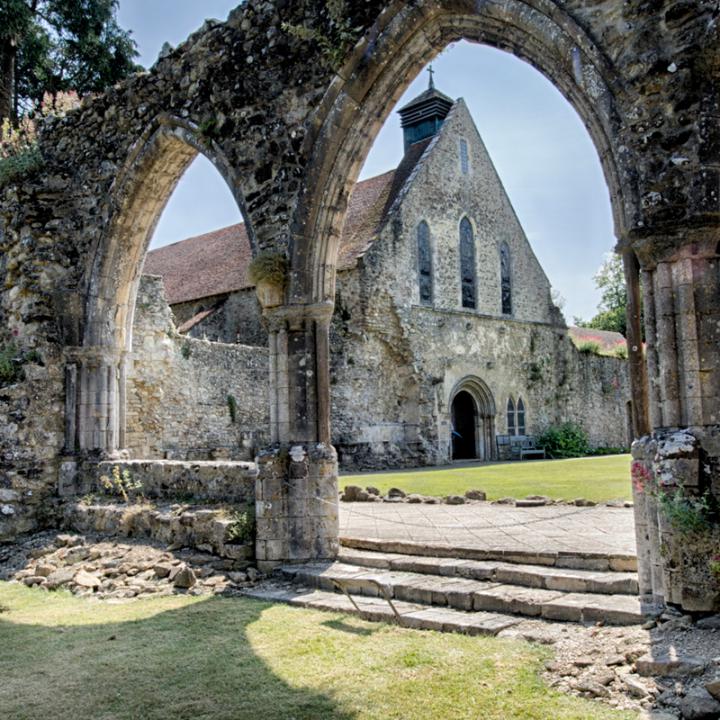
[63,347,126,455]
[631,234,720,612]
[256,300,339,570]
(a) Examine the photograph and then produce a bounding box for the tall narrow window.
[507,398,516,435]
[517,397,526,435]
[417,221,433,305]
[500,242,512,315]
[459,139,469,175]
[459,217,476,309]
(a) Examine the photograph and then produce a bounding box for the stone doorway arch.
[450,377,496,462]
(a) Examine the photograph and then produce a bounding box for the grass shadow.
[321,617,378,637]
[0,587,356,720]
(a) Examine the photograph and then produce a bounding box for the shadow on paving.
[0,593,355,720]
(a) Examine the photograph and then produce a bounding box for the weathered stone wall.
[127,276,269,460]
[172,288,268,347]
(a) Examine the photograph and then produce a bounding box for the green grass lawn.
[0,582,634,720]
[341,454,632,503]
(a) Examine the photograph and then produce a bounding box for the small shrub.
[577,341,601,355]
[589,446,628,456]
[710,555,720,580]
[536,422,589,459]
[99,465,143,504]
[180,343,191,359]
[227,393,238,423]
[248,251,288,288]
[0,344,21,385]
[657,489,714,534]
[226,504,255,544]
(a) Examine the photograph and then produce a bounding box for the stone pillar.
[256,300,339,570]
[631,234,720,612]
[64,347,126,455]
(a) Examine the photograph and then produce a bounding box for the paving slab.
[339,501,636,558]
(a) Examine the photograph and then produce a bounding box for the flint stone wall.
[127,275,269,461]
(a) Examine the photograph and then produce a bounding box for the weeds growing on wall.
[577,341,601,355]
[226,504,255,544]
[247,251,288,288]
[657,488,716,535]
[281,0,362,71]
[0,344,42,387]
[0,91,79,188]
[536,422,589,459]
[99,466,143,504]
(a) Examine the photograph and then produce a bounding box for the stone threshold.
[340,537,638,572]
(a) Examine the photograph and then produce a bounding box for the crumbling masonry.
[0,1,717,609]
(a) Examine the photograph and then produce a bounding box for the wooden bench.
[496,434,546,461]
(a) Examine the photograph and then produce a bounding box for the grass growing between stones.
[0,582,635,720]
[342,455,632,503]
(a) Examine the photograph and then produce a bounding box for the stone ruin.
[0,0,717,612]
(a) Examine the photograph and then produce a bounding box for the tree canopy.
[576,254,629,337]
[0,0,139,121]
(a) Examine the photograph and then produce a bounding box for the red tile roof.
[144,139,433,305]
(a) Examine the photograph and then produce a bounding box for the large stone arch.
[0,0,717,608]
[291,0,635,306]
[65,117,254,454]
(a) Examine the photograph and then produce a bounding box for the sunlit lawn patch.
[0,582,636,720]
[341,454,632,503]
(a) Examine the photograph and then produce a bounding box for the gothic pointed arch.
[507,397,516,436]
[459,216,476,309]
[500,241,512,315]
[417,220,433,305]
[517,397,526,435]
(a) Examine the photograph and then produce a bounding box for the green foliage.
[577,341,601,355]
[0,343,21,385]
[227,393,238,423]
[613,344,628,359]
[198,116,218,140]
[248,251,288,288]
[180,343,191,359]
[226,504,255,544]
[710,555,720,580]
[536,422,590,459]
[588,446,628,456]
[657,489,715,535]
[0,143,42,185]
[281,0,362,71]
[1,0,139,121]
[0,343,42,386]
[99,465,142,504]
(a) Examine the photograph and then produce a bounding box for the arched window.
[507,397,516,435]
[500,242,512,315]
[417,221,433,305]
[459,139,469,175]
[459,217,476,309]
[517,397,526,435]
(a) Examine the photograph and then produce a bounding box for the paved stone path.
[339,502,637,557]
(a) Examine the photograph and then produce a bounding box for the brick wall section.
[126,276,269,460]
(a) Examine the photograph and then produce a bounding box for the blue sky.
[118,1,615,322]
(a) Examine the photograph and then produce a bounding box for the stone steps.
[279,560,646,626]
[338,547,639,595]
[243,585,525,636]
[340,537,637,572]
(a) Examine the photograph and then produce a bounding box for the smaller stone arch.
[449,376,496,461]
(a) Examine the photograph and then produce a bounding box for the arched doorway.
[449,377,497,461]
[451,390,477,460]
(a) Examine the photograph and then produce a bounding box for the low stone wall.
[127,276,269,461]
[63,501,254,564]
[95,459,257,504]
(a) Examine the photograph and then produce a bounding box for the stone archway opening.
[68,117,260,461]
[450,378,496,462]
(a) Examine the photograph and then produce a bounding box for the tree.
[576,254,628,336]
[0,0,139,122]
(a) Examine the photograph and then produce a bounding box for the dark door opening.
[451,390,477,460]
